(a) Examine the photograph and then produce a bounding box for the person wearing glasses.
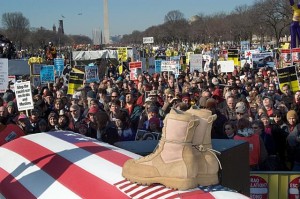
[68,104,84,133]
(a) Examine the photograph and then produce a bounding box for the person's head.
[252,120,264,135]
[0,106,8,117]
[224,122,236,138]
[48,112,58,127]
[262,96,273,110]
[94,111,109,130]
[56,90,65,99]
[89,82,98,91]
[110,99,121,114]
[235,101,247,120]
[281,84,291,95]
[69,104,81,118]
[287,110,298,126]
[54,99,63,110]
[147,105,159,119]
[294,90,300,103]
[237,117,251,131]
[87,106,99,123]
[273,110,283,124]
[226,96,236,109]
[30,108,40,122]
[260,114,270,126]
[110,90,119,100]
[38,119,47,132]
[148,90,158,102]
[58,114,69,128]
[114,110,130,129]
[7,101,15,115]
[125,92,134,104]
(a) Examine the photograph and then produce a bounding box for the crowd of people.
[1,61,300,172]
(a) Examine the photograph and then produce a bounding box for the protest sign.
[155,60,162,73]
[0,58,9,93]
[54,58,64,76]
[129,61,142,81]
[67,72,84,95]
[252,52,274,69]
[277,66,299,92]
[189,54,203,72]
[217,60,234,72]
[143,37,154,44]
[40,65,55,84]
[85,65,99,83]
[15,81,34,111]
[161,60,178,74]
[118,47,128,62]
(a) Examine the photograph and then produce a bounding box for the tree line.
[0,0,293,53]
[120,0,292,48]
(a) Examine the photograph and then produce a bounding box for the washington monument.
[103,0,110,44]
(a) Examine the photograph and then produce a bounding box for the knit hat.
[7,101,14,107]
[88,107,99,114]
[287,110,298,120]
[236,101,247,113]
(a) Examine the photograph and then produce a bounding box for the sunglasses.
[236,112,244,115]
[252,126,259,129]
[167,96,173,99]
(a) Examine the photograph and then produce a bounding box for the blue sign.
[155,60,162,73]
[40,65,55,84]
[54,58,64,76]
[85,65,99,83]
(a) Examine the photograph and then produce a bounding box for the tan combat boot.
[186,106,220,186]
[122,109,200,190]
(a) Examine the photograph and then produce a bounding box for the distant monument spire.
[103,0,110,44]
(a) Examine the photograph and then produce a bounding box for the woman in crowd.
[285,110,300,171]
[223,121,236,139]
[234,118,267,170]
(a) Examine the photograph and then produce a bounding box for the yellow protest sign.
[118,47,128,62]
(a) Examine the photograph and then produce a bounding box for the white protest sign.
[189,54,203,72]
[161,61,178,73]
[217,60,235,73]
[202,55,211,72]
[0,58,9,93]
[143,37,154,44]
[85,65,99,83]
[15,81,34,111]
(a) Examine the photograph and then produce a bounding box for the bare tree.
[164,10,185,23]
[2,12,30,50]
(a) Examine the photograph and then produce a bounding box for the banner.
[277,66,300,92]
[40,65,55,84]
[15,81,34,111]
[0,58,9,93]
[85,65,99,83]
[67,72,84,95]
[189,54,203,72]
[240,41,250,54]
[217,60,235,73]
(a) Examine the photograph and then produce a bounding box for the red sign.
[129,61,142,69]
[250,175,268,199]
[292,48,300,63]
[289,177,300,199]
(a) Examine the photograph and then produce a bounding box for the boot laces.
[193,144,222,170]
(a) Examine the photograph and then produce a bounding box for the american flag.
[0,131,249,199]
